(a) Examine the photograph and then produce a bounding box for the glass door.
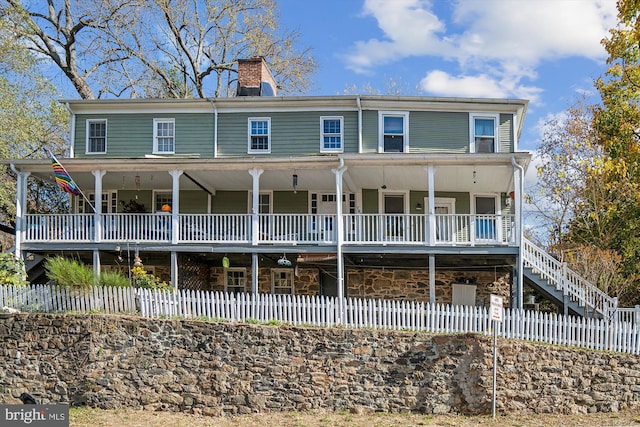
[474,196,497,241]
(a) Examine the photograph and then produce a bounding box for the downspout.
[511,156,525,310]
[356,96,362,153]
[209,100,218,158]
[64,102,76,157]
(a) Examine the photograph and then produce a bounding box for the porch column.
[252,253,259,294]
[169,170,183,245]
[169,170,183,288]
[92,170,106,245]
[171,251,178,289]
[12,168,30,260]
[249,169,263,245]
[93,250,101,278]
[332,162,347,322]
[512,158,524,310]
[249,168,263,294]
[426,165,436,246]
[429,254,436,304]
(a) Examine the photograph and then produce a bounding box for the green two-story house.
[8,57,530,308]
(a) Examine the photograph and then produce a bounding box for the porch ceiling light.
[292,173,298,194]
[135,174,141,191]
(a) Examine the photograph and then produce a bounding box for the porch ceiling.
[7,153,528,194]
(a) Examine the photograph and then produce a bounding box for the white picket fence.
[2,284,640,355]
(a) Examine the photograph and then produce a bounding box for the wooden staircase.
[522,238,617,318]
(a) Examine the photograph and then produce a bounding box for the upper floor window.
[248,117,271,153]
[86,119,107,153]
[379,112,409,153]
[470,114,499,153]
[153,118,175,154]
[320,116,343,152]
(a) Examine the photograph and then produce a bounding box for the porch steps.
[521,238,616,319]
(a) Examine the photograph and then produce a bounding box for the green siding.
[409,191,470,214]
[117,191,153,213]
[217,111,358,156]
[211,191,247,213]
[410,112,469,153]
[361,111,378,153]
[499,114,514,152]
[74,113,214,158]
[273,191,308,213]
[362,189,379,213]
[180,190,209,213]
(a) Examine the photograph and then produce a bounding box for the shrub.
[0,253,28,286]
[99,270,130,288]
[44,256,95,289]
[131,266,172,290]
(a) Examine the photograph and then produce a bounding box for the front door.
[431,197,456,243]
[474,195,498,241]
[384,194,405,240]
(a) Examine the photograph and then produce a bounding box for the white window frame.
[86,119,107,154]
[271,268,294,295]
[225,267,247,294]
[153,118,175,154]
[471,193,502,242]
[153,190,173,213]
[75,191,117,214]
[469,113,499,153]
[320,116,344,153]
[248,191,273,214]
[248,117,271,154]
[378,111,409,153]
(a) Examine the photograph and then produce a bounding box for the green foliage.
[567,0,640,303]
[0,253,27,286]
[130,266,172,290]
[98,270,130,288]
[44,256,95,289]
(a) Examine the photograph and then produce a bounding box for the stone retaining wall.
[0,313,639,416]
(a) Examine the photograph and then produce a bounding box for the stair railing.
[522,238,616,318]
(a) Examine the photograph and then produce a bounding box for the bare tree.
[2,0,316,99]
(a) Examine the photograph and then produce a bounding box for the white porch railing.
[522,238,617,318]
[23,213,515,246]
[344,214,514,245]
[2,284,639,355]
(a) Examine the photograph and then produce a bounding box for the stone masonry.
[1,314,640,416]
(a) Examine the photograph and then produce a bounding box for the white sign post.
[489,294,503,419]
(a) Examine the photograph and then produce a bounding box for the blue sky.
[277,0,617,154]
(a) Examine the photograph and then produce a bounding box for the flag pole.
[48,150,96,213]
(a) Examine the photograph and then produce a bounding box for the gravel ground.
[69,407,640,427]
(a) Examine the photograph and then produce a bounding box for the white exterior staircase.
[522,238,617,319]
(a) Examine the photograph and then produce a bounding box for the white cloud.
[344,0,617,100]
[420,70,543,102]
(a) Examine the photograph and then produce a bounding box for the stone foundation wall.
[1,314,639,416]
[206,266,510,306]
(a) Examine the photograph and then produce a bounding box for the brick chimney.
[237,56,278,96]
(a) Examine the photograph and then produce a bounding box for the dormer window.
[379,112,409,153]
[470,113,499,153]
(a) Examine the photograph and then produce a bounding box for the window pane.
[475,118,494,137]
[323,119,340,134]
[88,121,106,152]
[384,116,403,134]
[384,135,403,152]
